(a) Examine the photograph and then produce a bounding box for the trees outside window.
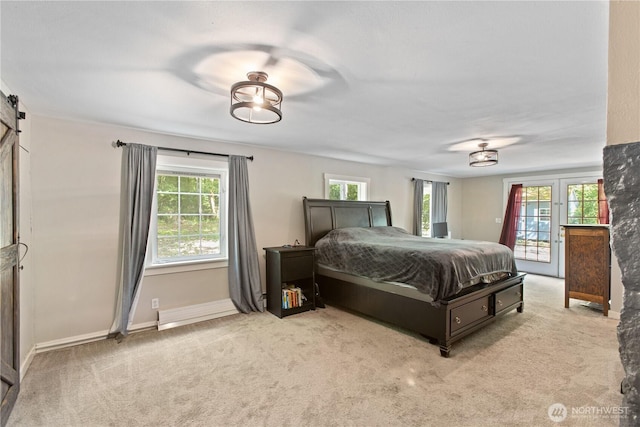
[422,187,431,236]
[567,183,599,224]
[329,181,361,200]
[151,162,227,265]
[324,174,369,201]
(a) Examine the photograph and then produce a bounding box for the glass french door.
[512,181,559,276]
[507,173,603,277]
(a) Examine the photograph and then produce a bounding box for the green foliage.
[329,184,341,200]
[157,215,178,236]
[329,182,360,200]
[567,184,598,223]
[201,177,219,194]
[180,195,200,214]
[523,185,551,201]
[157,175,178,192]
[155,173,222,259]
[180,176,198,193]
[157,193,178,214]
[347,184,358,200]
[422,193,430,235]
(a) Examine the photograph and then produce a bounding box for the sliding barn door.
[0,91,21,426]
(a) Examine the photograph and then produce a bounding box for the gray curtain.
[112,143,157,339]
[431,181,448,237]
[412,179,424,236]
[228,155,263,313]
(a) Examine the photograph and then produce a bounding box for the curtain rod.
[411,178,450,185]
[115,140,254,161]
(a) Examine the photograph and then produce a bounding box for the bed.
[303,197,525,357]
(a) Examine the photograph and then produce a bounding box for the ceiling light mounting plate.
[246,71,268,83]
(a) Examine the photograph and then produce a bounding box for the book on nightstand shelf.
[282,284,307,309]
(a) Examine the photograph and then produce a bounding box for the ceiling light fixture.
[230,71,282,124]
[469,142,498,167]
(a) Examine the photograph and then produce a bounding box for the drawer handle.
[455,316,461,324]
[482,305,488,312]
[497,300,503,306]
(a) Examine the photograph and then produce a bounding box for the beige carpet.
[8,275,624,426]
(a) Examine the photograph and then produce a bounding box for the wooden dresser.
[563,224,610,316]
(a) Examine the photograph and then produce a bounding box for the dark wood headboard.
[302,197,392,246]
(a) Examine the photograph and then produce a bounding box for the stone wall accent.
[603,141,640,426]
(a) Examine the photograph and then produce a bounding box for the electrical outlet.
[151,298,159,309]
[495,218,502,224]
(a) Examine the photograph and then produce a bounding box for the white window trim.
[147,154,229,270]
[145,258,228,276]
[324,173,370,200]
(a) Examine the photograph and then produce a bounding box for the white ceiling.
[0,1,609,178]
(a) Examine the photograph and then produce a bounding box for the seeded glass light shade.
[469,142,498,167]
[230,71,282,124]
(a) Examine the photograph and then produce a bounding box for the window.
[324,174,369,201]
[515,185,551,262]
[150,156,227,265]
[567,183,599,224]
[422,184,431,236]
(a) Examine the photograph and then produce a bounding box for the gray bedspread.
[314,226,518,301]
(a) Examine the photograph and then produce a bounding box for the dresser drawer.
[281,255,314,282]
[495,284,523,315]
[450,296,491,335]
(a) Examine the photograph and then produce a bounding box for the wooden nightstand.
[264,246,316,318]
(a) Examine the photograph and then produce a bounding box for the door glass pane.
[422,187,431,236]
[515,185,552,263]
[567,183,599,224]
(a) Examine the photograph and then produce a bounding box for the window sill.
[145,258,228,276]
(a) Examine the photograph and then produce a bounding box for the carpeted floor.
[8,274,624,426]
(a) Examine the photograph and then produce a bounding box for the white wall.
[607,0,640,146]
[0,80,35,375]
[606,0,640,320]
[29,115,460,343]
[459,175,504,242]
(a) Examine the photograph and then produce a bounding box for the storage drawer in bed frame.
[450,295,491,336]
[316,273,525,357]
[494,283,524,315]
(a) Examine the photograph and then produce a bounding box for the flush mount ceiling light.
[230,71,282,124]
[469,142,498,167]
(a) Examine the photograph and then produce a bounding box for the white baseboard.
[608,310,621,320]
[34,321,157,354]
[36,329,111,354]
[129,320,158,332]
[20,345,36,381]
[158,298,238,331]
[33,300,238,353]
